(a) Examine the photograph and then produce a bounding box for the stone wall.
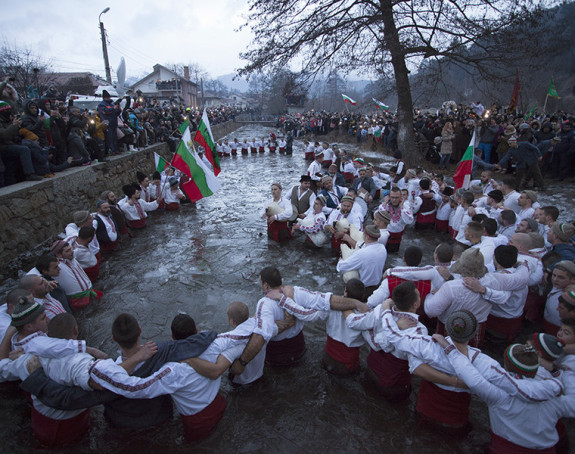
[0,121,242,276]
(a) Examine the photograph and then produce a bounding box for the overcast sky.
[2,1,253,81]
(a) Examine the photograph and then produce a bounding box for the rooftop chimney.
[184,66,190,80]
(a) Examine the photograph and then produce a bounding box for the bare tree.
[238,0,548,165]
[0,41,53,102]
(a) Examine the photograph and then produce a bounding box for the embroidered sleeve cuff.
[444,345,456,355]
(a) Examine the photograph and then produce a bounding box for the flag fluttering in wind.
[171,125,221,202]
[508,69,521,113]
[524,105,537,120]
[154,152,170,173]
[372,98,389,111]
[342,94,357,105]
[194,109,221,176]
[547,77,560,99]
[453,130,476,190]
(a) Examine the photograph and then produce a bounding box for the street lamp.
[99,7,112,84]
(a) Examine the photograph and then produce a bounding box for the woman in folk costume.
[262,182,293,242]
[292,196,328,247]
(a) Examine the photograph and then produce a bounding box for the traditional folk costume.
[56,257,97,309]
[119,198,159,229]
[263,196,293,243]
[95,212,119,252]
[376,201,413,253]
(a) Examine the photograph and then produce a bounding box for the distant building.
[130,64,198,107]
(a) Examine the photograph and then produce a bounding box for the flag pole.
[543,94,549,114]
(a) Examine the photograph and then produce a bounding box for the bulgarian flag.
[372,98,389,111]
[154,152,170,173]
[172,126,221,202]
[194,109,221,176]
[453,130,476,190]
[342,94,357,105]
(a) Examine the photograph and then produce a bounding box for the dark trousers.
[516,162,544,189]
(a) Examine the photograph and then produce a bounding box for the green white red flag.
[194,109,221,176]
[171,125,221,202]
[453,131,476,190]
[342,94,357,105]
[154,152,170,173]
[372,98,389,111]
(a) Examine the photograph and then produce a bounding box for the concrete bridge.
[233,114,277,125]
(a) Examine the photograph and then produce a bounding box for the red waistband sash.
[31,407,90,448]
[324,336,360,372]
[489,430,556,454]
[180,393,226,442]
[367,348,411,387]
[266,330,306,366]
[416,380,470,427]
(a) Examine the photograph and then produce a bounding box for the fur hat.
[442,187,454,197]
[364,224,381,239]
[11,298,45,327]
[504,125,516,135]
[300,175,312,183]
[532,333,565,362]
[450,248,486,278]
[102,90,111,99]
[445,310,478,343]
[552,222,575,242]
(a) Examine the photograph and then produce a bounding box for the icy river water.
[2,124,575,453]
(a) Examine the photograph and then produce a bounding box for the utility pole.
[99,7,112,84]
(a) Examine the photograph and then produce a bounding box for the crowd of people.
[0,78,247,188]
[1,94,575,451]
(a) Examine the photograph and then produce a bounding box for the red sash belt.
[232,149,238,155]
[31,407,90,448]
[524,291,545,323]
[266,330,306,366]
[258,147,265,153]
[127,218,147,229]
[180,393,226,442]
[489,430,556,454]
[324,336,360,372]
[416,380,470,427]
[367,348,411,387]
[387,230,404,244]
[486,314,523,343]
[100,239,119,251]
[267,221,292,243]
[416,212,436,224]
[166,202,180,211]
[323,160,333,168]
[250,147,257,154]
[83,263,99,284]
[436,219,449,232]
[269,147,276,153]
[241,148,248,155]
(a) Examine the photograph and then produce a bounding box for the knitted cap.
[375,210,391,225]
[11,298,45,327]
[470,183,483,194]
[314,150,324,157]
[445,310,478,343]
[504,344,539,378]
[450,248,487,278]
[508,136,518,145]
[552,222,575,242]
[321,175,332,184]
[73,211,90,225]
[50,240,67,255]
[504,125,516,135]
[555,261,575,276]
[316,195,327,206]
[364,224,381,239]
[523,190,537,203]
[560,288,575,307]
[406,169,416,177]
[532,333,565,362]
[341,195,354,204]
[0,101,11,113]
[353,158,364,164]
